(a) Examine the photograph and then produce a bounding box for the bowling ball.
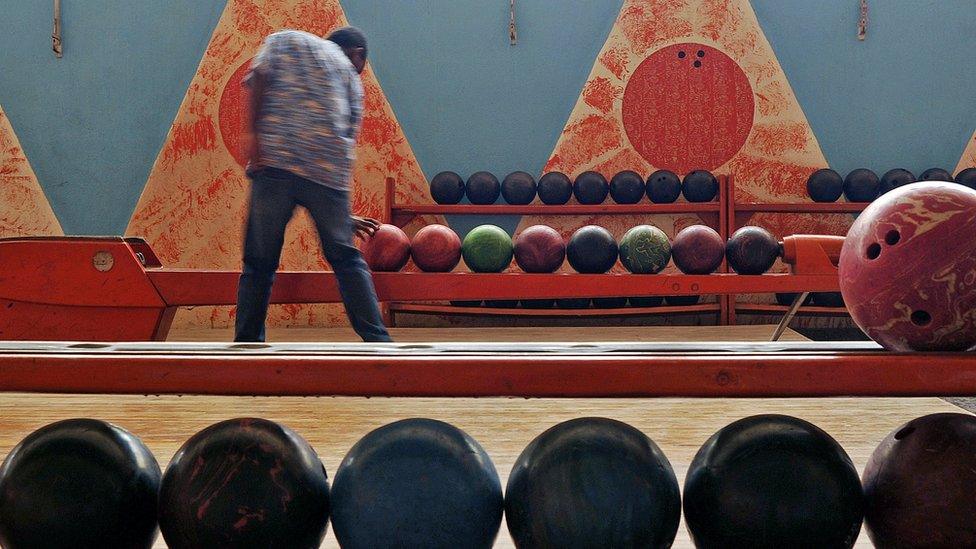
[954,167,976,190]
[556,298,591,309]
[665,295,700,306]
[506,418,681,548]
[158,418,330,549]
[429,171,465,204]
[629,296,664,307]
[573,171,609,204]
[566,225,618,273]
[485,300,518,308]
[592,296,628,308]
[839,181,976,351]
[466,171,501,204]
[646,169,681,203]
[331,419,503,549]
[682,170,718,202]
[684,415,864,549]
[451,300,482,307]
[919,167,953,182]
[843,168,880,202]
[362,224,411,271]
[618,225,671,274]
[501,171,537,205]
[775,292,812,306]
[672,224,724,274]
[513,225,566,273]
[462,225,513,273]
[0,419,161,549]
[537,172,573,205]
[811,292,845,308]
[878,168,916,195]
[726,225,780,275]
[806,168,844,202]
[862,413,976,548]
[410,224,461,272]
[609,170,646,204]
[520,299,555,309]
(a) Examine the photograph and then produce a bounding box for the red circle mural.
[622,43,754,173]
[218,60,252,168]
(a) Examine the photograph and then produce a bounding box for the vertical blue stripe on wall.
[751,0,976,176]
[0,0,226,234]
[341,0,623,236]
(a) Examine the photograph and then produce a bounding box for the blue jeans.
[235,168,392,342]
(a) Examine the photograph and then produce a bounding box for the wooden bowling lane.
[0,326,965,547]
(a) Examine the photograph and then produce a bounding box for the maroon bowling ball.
[411,224,461,272]
[159,418,330,549]
[362,224,411,272]
[839,182,976,351]
[671,225,725,274]
[725,226,780,275]
[862,413,976,548]
[514,225,566,273]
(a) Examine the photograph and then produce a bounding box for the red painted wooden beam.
[0,349,972,397]
[148,271,841,306]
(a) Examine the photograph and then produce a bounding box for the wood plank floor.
[0,326,961,548]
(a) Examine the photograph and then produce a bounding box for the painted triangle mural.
[127,0,430,329]
[955,130,976,175]
[520,0,851,279]
[0,105,62,238]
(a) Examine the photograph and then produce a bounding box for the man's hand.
[352,215,381,239]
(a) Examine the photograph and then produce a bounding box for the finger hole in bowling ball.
[894,425,915,440]
[911,310,932,326]
[693,60,702,67]
[697,50,705,57]
[885,230,900,245]
[866,243,881,259]
[678,51,686,58]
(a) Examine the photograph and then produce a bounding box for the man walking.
[236,26,392,343]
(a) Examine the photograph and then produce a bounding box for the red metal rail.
[0,347,973,397]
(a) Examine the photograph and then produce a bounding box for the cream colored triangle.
[520,0,850,280]
[127,0,430,329]
[0,105,63,238]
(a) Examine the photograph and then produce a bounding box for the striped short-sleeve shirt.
[250,30,363,191]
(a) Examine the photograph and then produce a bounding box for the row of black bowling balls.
[430,169,719,205]
[451,295,703,309]
[2,413,972,548]
[806,166,976,202]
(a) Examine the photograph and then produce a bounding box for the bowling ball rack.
[0,233,974,398]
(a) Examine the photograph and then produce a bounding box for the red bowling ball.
[862,413,976,548]
[410,224,462,272]
[671,225,725,274]
[513,225,566,273]
[362,224,411,272]
[839,182,976,351]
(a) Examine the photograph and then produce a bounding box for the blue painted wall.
[0,0,225,234]
[751,0,976,176]
[2,0,976,235]
[342,0,623,235]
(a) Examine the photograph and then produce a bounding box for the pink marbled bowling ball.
[839,182,976,351]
